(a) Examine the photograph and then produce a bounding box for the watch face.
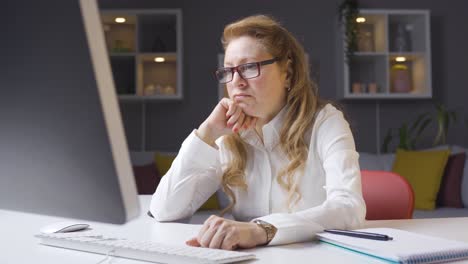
[254,220,277,244]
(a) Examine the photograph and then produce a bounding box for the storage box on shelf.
[339,9,431,99]
[100,9,183,100]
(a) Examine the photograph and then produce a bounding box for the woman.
[150,14,365,250]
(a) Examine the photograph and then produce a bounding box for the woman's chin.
[236,101,249,109]
[235,102,258,117]
[241,107,257,117]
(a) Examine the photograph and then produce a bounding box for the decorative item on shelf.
[144,84,156,95]
[368,82,378,93]
[144,84,167,96]
[390,63,411,93]
[112,39,131,53]
[338,0,360,63]
[151,36,167,52]
[405,24,413,51]
[162,85,176,95]
[352,82,362,93]
[357,23,375,52]
[394,24,411,52]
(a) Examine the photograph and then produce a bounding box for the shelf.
[138,14,177,53]
[388,54,430,96]
[137,53,178,97]
[118,94,182,101]
[344,93,432,99]
[354,52,387,56]
[355,14,387,53]
[348,55,387,96]
[388,52,425,56]
[110,52,136,57]
[100,9,183,100]
[388,13,428,53]
[340,9,431,99]
[110,56,135,95]
[102,14,136,53]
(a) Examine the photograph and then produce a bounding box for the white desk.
[2,195,468,264]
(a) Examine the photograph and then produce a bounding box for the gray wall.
[99,0,468,153]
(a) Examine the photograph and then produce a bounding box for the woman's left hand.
[186,215,267,250]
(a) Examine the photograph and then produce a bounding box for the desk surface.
[2,195,468,264]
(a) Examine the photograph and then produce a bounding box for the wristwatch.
[253,220,277,245]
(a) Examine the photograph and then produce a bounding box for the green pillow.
[392,149,450,210]
[154,152,220,210]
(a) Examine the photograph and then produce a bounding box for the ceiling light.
[115,17,126,23]
[395,57,406,62]
[356,17,366,23]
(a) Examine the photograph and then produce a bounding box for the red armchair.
[361,170,415,220]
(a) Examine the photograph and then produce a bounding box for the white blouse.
[150,104,366,246]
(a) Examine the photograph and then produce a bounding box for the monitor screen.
[0,0,140,223]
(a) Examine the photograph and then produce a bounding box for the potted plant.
[382,113,431,153]
[381,103,458,153]
[338,0,360,63]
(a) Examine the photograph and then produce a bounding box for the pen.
[324,229,393,241]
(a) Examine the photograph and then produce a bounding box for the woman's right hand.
[197,98,256,147]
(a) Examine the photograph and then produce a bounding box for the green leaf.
[416,118,432,138]
[433,109,445,146]
[412,118,432,148]
[432,103,457,146]
[411,113,430,136]
[399,123,410,150]
[382,129,393,153]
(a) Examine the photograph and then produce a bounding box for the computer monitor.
[0,0,140,224]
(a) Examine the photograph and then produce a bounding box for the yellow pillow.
[154,152,220,210]
[154,152,177,176]
[392,149,450,210]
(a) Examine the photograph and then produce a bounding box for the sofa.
[359,145,468,218]
[131,145,468,219]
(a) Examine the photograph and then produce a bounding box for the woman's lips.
[234,94,252,100]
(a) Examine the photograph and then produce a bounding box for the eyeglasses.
[214,58,278,84]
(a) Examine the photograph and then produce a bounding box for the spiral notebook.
[317,228,468,264]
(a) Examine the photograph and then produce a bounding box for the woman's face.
[224,36,287,122]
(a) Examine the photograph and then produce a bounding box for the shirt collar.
[241,105,288,151]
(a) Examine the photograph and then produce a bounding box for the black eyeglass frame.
[214,57,279,84]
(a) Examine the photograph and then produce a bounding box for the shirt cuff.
[254,213,325,246]
[180,130,219,168]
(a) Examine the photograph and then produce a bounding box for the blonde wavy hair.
[219,15,323,215]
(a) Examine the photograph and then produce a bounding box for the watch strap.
[253,219,277,245]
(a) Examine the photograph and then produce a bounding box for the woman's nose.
[231,70,247,88]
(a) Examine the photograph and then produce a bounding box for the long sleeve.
[150,130,223,221]
[254,106,366,246]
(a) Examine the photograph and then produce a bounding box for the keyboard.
[35,232,256,264]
